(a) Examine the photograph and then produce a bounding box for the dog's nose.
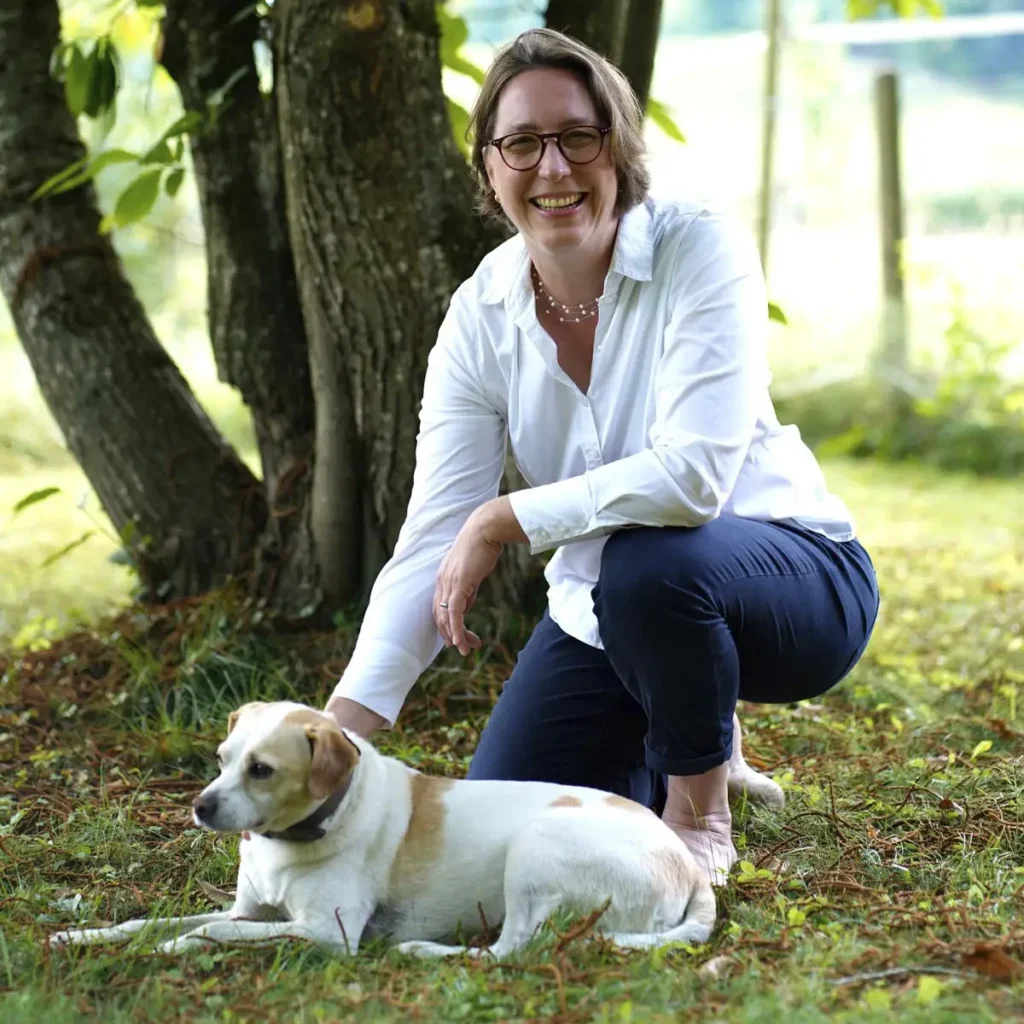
[192,794,218,821]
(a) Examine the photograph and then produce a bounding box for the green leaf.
[438,6,486,84]
[165,167,185,198]
[13,487,62,515]
[31,157,90,201]
[738,860,757,875]
[105,168,163,232]
[49,40,75,82]
[646,98,686,144]
[32,148,137,201]
[141,139,174,165]
[162,110,206,140]
[447,97,471,158]
[64,44,92,117]
[971,739,993,759]
[768,301,788,325]
[41,531,95,569]
[84,38,119,119]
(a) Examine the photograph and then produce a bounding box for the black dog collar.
[259,775,353,842]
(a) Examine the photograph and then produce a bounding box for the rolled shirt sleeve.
[508,216,769,555]
[331,287,506,724]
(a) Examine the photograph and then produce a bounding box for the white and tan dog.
[51,700,725,957]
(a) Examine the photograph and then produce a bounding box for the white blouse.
[332,197,855,725]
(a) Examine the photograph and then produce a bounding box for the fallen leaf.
[962,944,1023,983]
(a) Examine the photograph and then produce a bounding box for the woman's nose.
[537,139,571,178]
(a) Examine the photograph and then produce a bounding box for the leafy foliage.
[781,306,1024,476]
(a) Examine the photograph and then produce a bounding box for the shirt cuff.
[508,477,595,554]
[330,640,429,727]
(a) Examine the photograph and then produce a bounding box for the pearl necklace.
[533,267,601,323]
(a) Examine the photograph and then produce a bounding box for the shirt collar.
[480,198,654,311]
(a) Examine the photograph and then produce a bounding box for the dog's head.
[191,701,361,834]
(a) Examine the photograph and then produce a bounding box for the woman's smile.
[530,191,588,216]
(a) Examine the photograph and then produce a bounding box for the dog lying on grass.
[51,700,723,957]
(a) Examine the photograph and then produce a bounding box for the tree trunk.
[274,0,508,608]
[545,0,629,62]
[0,0,265,600]
[545,0,662,110]
[617,0,663,110]
[162,0,319,615]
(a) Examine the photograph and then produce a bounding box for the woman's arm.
[327,286,506,730]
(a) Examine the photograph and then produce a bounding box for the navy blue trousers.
[467,517,879,810]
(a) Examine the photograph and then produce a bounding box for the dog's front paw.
[393,940,487,959]
[155,935,206,955]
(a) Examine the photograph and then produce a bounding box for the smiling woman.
[326,28,879,889]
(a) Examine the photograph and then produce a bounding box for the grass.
[1,457,1023,1021]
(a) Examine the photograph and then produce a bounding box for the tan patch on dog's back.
[605,794,650,814]
[388,772,455,896]
[649,846,697,895]
[549,795,583,808]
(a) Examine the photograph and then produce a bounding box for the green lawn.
[1,456,1022,1022]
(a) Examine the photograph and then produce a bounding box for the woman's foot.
[728,713,785,809]
[663,764,737,887]
[663,810,737,887]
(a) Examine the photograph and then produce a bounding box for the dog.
[51,700,723,957]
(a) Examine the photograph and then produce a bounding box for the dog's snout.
[192,794,218,821]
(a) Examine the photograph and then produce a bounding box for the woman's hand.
[435,497,528,655]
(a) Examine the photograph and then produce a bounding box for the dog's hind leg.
[605,879,717,950]
[50,911,234,948]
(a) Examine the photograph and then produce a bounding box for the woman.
[326,28,879,885]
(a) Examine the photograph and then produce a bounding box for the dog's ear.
[226,701,268,737]
[306,725,360,800]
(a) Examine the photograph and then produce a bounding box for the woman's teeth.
[532,193,584,209]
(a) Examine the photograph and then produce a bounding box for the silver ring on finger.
[439,601,449,609]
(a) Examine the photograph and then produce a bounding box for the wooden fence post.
[757,0,783,280]
[874,70,909,389]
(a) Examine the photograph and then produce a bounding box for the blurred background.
[2,0,1022,641]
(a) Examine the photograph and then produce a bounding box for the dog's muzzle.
[192,793,218,826]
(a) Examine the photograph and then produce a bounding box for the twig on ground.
[830,965,976,987]
[555,898,612,953]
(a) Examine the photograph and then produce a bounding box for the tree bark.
[161,0,320,615]
[545,0,629,62]
[545,0,662,110]
[0,0,265,600]
[617,0,663,110]
[274,0,507,608]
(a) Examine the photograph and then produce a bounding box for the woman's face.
[484,67,619,258]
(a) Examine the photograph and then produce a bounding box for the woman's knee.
[594,526,718,640]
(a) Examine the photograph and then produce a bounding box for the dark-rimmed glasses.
[485,126,611,171]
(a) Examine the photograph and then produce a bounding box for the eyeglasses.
[485,125,611,171]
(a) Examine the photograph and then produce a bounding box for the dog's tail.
[605,879,717,950]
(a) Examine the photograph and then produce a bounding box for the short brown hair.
[468,28,650,223]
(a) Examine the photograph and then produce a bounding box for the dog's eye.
[248,762,274,780]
